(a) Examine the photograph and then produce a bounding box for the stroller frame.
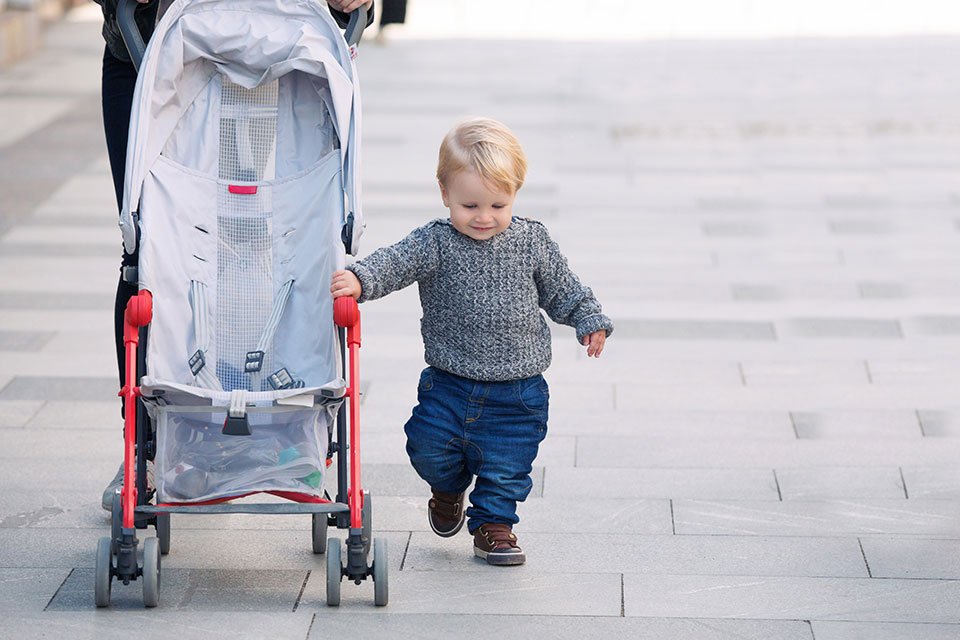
[94,0,385,608]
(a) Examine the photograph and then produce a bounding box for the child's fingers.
[587,332,606,357]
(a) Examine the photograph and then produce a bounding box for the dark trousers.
[102,45,140,387]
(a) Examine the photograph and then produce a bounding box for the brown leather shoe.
[428,489,466,537]
[473,523,525,566]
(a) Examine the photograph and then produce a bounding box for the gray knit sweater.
[346,217,614,382]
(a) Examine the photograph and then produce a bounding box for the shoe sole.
[429,513,466,538]
[474,547,526,566]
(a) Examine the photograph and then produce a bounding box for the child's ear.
[438,180,449,208]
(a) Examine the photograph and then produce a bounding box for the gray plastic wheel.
[155,513,171,555]
[94,536,113,608]
[311,513,327,554]
[326,537,342,606]
[361,491,372,556]
[110,493,122,555]
[372,537,388,606]
[142,537,161,608]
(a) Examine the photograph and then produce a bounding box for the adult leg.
[101,46,139,509]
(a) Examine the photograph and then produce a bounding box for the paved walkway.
[2,5,960,639]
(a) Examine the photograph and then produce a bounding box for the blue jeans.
[404,366,549,532]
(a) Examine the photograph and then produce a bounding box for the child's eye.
[462,204,477,209]
[492,204,506,209]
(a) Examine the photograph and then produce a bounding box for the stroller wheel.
[326,538,342,606]
[94,536,113,607]
[361,491,372,557]
[142,537,161,608]
[155,513,171,556]
[311,513,328,554]
[110,493,122,556]
[372,537,388,607]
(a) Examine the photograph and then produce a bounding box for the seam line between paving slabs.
[399,531,412,571]
[292,570,310,611]
[303,614,316,639]
[857,538,872,578]
[42,567,74,611]
[772,469,783,501]
[899,467,910,499]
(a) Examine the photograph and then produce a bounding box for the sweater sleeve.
[346,222,439,302]
[533,223,614,342]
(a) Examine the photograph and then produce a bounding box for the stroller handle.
[344,4,368,47]
[116,0,369,73]
[116,0,147,72]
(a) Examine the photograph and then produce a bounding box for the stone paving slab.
[48,568,308,612]
[900,466,960,499]
[574,437,960,468]
[674,500,960,536]
[0,612,314,640]
[775,466,907,500]
[299,570,622,616]
[403,532,868,578]
[811,621,960,640]
[308,613,815,640]
[623,574,960,622]
[859,538,960,580]
[0,568,71,612]
[542,467,779,500]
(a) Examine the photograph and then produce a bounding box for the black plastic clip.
[245,350,265,373]
[222,414,251,436]
[188,350,205,375]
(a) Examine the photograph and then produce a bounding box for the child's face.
[440,169,516,241]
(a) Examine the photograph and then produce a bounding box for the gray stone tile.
[610,320,776,341]
[47,568,307,611]
[905,315,960,336]
[342,462,544,498]
[308,614,814,639]
[0,291,114,310]
[857,281,908,299]
[557,410,795,440]
[0,612,314,640]
[0,400,43,427]
[300,569,622,615]
[869,361,960,386]
[775,467,906,500]
[543,468,779,500]
[623,574,960,622]
[701,221,768,237]
[0,330,56,351]
[575,437,960,470]
[0,376,116,401]
[741,361,868,386]
[901,467,960,499]
[404,532,867,578]
[0,568,70,611]
[791,410,922,440]
[828,219,892,235]
[26,401,119,429]
[811,621,960,640]
[674,500,960,536]
[919,410,960,437]
[778,318,903,339]
[860,538,960,580]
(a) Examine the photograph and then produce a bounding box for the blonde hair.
[437,117,527,195]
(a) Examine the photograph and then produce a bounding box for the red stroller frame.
[94,0,384,609]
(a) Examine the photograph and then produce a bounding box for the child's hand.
[330,270,362,299]
[582,331,606,358]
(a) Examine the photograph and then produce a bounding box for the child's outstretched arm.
[532,223,613,356]
[332,222,440,303]
[330,269,362,299]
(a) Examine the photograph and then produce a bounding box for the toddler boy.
[330,117,613,565]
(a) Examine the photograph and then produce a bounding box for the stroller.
[94,0,385,608]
